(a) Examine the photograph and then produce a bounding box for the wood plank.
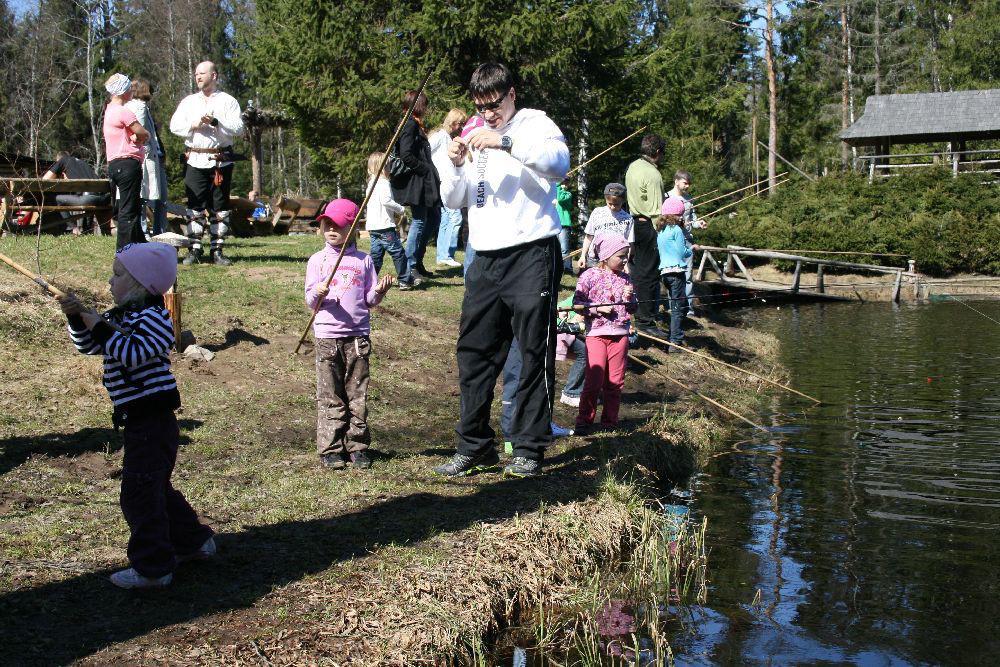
[1,178,111,195]
[15,205,112,212]
[791,260,802,293]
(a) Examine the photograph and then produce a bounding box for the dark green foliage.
[699,171,1000,276]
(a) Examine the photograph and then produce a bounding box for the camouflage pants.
[315,336,371,456]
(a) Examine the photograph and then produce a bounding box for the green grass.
[0,233,776,664]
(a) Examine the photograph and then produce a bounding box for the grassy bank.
[700,170,1000,276]
[0,234,780,664]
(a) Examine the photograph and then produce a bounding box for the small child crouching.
[573,234,637,432]
[655,198,693,346]
[58,242,214,590]
[305,199,394,470]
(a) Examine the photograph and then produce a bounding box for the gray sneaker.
[433,450,501,477]
[503,456,542,478]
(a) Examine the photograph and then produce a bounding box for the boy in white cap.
[58,242,215,589]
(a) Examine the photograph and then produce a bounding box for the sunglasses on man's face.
[473,89,511,113]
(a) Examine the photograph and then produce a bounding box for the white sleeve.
[437,151,470,210]
[169,97,194,139]
[584,209,598,235]
[381,181,404,216]
[509,117,570,181]
[216,96,244,140]
[625,218,635,243]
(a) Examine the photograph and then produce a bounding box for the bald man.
[169,61,244,265]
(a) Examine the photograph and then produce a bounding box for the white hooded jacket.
[436,108,570,252]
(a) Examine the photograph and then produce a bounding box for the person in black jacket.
[390,90,441,287]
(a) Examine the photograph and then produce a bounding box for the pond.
[672,299,1000,665]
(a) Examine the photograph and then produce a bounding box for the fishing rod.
[566,126,648,178]
[627,353,769,432]
[692,173,786,210]
[690,187,720,202]
[701,177,790,220]
[635,330,821,404]
[294,58,440,354]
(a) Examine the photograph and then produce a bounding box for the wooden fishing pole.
[701,176,790,220]
[563,248,583,261]
[293,59,439,354]
[636,330,821,404]
[690,187,720,202]
[1,251,66,297]
[628,353,769,432]
[566,126,648,178]
[692,172,786,210]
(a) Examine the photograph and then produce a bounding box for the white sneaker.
[109,567,173,589]
[437,258,462,268]
[560,393,580,407]
[178,536,217,563]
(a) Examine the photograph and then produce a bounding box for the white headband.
[105,73,131,96]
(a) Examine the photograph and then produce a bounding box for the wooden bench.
[0,178,113,234]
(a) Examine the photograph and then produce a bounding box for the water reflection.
[673,301,1000,665]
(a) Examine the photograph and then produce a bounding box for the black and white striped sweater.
[68,296,180,413]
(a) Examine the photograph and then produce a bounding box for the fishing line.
[939,293,1000,327]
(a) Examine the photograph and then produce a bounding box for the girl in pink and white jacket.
[572,234,637,431]
[305,199,393,470]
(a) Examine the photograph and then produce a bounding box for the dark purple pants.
[120,408,213,578]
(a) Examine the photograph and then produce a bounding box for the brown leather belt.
[186,146,232,154]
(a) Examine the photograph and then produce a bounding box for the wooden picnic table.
[0,177,113,233]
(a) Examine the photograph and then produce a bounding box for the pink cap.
[593,234,631,262]
[460,115,486,139]
[316,198,360,228]
[116,242,177,296]
[661,197,686,217]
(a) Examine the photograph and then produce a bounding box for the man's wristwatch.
[500,135,513,153]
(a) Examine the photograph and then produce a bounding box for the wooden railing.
[853,149,1000,181]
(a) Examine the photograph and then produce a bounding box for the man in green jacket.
[624,134,665,333]
[556,179,574,271]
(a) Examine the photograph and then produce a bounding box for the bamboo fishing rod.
[0,251,67,297]
[563,248,583,261]
[566,126,648,178]
[692,173,786,210]
[627,353,769,432]
[635,330,821,404]
[701,177,790,220]
[690,187,720,202]
[293,59,439,354]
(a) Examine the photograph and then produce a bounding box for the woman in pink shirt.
[103,73,149,249]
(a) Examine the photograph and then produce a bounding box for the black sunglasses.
[473,89,511,113]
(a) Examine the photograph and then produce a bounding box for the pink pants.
[576,334,629,427]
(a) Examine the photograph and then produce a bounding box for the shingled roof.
[840,89,1000,147]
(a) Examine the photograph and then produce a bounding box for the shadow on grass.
[203,327,270,353]
[0,430,687,664]
[0,420,203,477]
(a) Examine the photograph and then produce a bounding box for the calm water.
[672,300,1000,666]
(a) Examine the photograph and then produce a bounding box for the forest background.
[1,0,997,240]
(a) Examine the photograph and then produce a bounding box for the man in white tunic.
[169,61,244,265]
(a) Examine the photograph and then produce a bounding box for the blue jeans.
[562,336,587,397]
[463,242,477,277]
[558,226,573,270]
[436,206,462,262]
[405,205,440,274]
[369,228,410,282]
[662,272,686,344]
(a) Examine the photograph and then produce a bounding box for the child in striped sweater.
[58,242,214,590]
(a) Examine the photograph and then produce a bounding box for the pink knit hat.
[661,197,686,217]
[593,234,631,262]
[316,199,359,228]
[116,242,177,295]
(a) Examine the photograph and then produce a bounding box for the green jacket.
[556,184,573,228]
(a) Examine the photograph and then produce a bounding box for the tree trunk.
[873,0,882,95]
[764,0,778,191]
[840,1,851,170]
[575,117,589,228]
[249,128,263,194]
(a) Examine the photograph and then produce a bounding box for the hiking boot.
[110,567,173,590]
[503,457,542,478]
[397,281,413,291]
[411,270,425,286]
[433,450,500,477]
[177,536,217,563]
[320,453,347,470]
[182,248,202,265]
[211,249,233,266]
[350,450,372,469]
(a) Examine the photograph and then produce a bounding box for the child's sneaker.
[503,457,542,478]
[398,281,413,291]
[559,392,580,407]
[110,567,173,590]
[178,537,217,563]
[551,422,574,438]
[433,450,501,477]
[350,450,372,469]
[321,453,347,470]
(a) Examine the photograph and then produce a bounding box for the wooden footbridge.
[695,245,920,303]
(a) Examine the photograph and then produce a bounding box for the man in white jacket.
[169,61,244,265]
[433,63,570,479]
